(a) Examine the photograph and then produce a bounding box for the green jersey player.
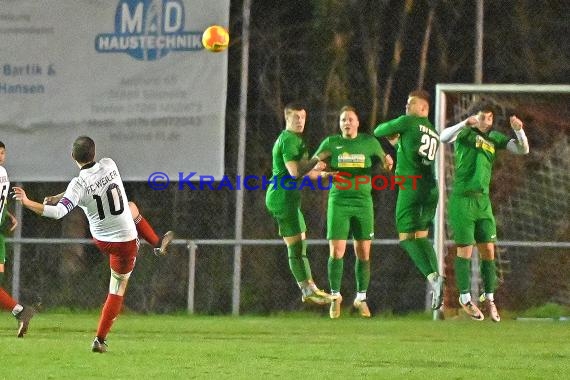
[441,103,529,321]
[265,102,336,306]
[373,90,444,310]
[313,106,392,319]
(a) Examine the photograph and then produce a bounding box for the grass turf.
[2,311,569,379]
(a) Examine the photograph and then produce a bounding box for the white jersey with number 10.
[43,158,136,242]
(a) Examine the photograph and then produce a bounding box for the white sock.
[459,293,472,305]
[299,281,319,295]
[485,293,494,302]
[12,304,23,316]
[427,272,438,284]
[308,282,319,292]
[356,292,367,301]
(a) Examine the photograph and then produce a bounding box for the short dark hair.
[472,101,496,115]
[409,89,431,104]
[284,102,306,112]
[0,141,4,149]
[72,136,95,164]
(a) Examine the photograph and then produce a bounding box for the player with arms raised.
[374,89,444,310]
[440,103,529,321]
[13,136,137,352]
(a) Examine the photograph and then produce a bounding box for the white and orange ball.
[202,25,230,52]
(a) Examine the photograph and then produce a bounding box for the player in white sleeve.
[0,141,36,338]
[13,136,137,353]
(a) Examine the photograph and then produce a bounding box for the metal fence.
[6,234,569,316]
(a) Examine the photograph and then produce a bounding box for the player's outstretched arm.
[12,187,45,215]
[506,115,529,155]
[440,116,478,143]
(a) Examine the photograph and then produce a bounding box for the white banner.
[0,0,229,181]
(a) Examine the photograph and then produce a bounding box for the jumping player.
[373,90,444,310]
[440,103,529,321]
[313,106,392,318]
[265,102,337,306]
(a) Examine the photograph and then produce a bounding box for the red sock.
[0,288,18,311]
[133,214,160,247]
[96,294,124,340]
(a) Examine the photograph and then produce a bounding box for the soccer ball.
[202,25,230,52]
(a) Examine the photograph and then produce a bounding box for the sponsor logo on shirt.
[475,135,495,154]
[337,153,365,168]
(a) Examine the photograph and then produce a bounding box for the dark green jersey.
[374,115,439,181]
[266,130,307,208]
[452,128,510,195]
[315,133,384,202]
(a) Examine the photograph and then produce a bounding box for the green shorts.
[395,181,438,233]
[268,207,307,237]
[448,193,497,245]
[266,188,307,237]
[327,199,374,240]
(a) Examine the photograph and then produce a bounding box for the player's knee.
[109,269,132,295]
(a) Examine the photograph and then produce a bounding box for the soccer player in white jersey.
[0,141,36,337]
[13,136,137,353]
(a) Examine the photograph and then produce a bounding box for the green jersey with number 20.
[374,115,439,181]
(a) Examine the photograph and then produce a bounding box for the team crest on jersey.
[337,152,365,168]
[475,135,495,154]
[95,0,203,61]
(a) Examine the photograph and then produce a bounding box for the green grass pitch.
[2,311,568,379]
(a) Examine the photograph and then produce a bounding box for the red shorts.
[94,239,139,274]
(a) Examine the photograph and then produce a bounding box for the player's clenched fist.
[509,116,524,130]
[465,115,479,127]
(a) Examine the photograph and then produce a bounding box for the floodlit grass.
[2,311,569,379]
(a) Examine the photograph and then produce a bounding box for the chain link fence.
[2,2,568,316]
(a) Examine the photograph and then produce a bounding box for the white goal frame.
[434,84,570,287]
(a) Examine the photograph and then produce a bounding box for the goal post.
[434,84,570,316]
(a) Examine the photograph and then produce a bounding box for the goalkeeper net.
[434,84,570,313]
